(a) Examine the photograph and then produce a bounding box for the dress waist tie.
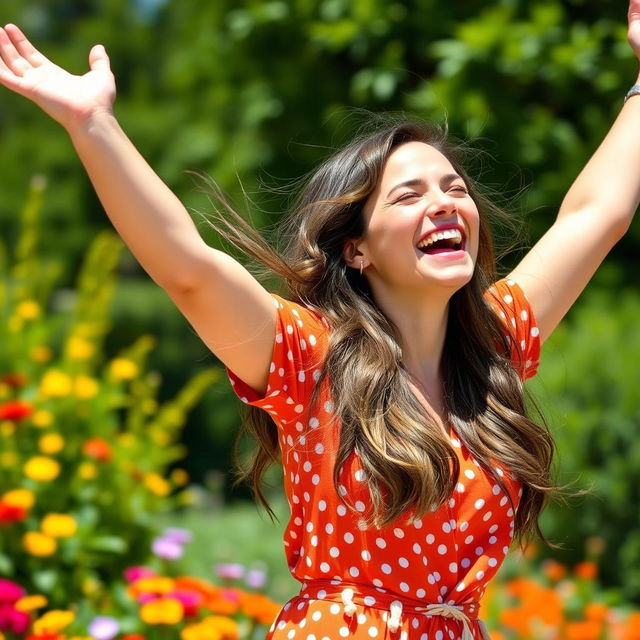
[299,580,481,638]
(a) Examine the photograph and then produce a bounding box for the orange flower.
[584,602,609,622]
[82,437,112,462]
[574,561,598,581]
[542,558,567,582]
[565,620,603,640]
[623,613,640,640]
[140,597,184,625]
[241,593,282,626]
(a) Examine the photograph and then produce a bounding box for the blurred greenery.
[0,0,639,601]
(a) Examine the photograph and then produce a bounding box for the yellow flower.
[110,358,139,380]
[177,489,197,507]
[202,616,240,639]
[41,513,78,538]
[152,429,170,446]
[75,376,99,399]
[140,597,184,625]
[3,488,35,509]
[31,346,53,363]
[0,422,15,437]
[117,433,136,448]
[33,609,74,634]
[40,370,73,398]
[81,576,102,596]
[182,622,222,640]
[32,410,53,428]
[171,468,190,486]
[78,462,98,480]
[0,384,10,399]
[17,300,40,320]
[144,473,170,497]
[38,433,65,455]
[24,456,60,481]
[15,595,48,612]
[0,452,18,468]
[23,531,57,557]
[132,576,175,595]
[67,336,95,360]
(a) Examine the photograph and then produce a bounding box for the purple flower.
[246,569,267,589]
[162,527,193,545]
[151,536,183,560]
[88,616,120,640]
[215,562,245,580]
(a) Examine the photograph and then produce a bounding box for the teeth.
[417,228,462,249]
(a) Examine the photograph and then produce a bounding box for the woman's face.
[355,141,480,297]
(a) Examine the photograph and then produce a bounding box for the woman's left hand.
[628,0,640,60]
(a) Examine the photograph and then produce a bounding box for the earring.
[359,260,365,276]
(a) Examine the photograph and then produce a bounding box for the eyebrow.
[386,173,464,199]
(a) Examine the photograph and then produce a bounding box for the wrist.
[66,108,119,142]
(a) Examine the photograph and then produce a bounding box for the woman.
[0,2,638,638]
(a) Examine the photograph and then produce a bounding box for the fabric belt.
[299,580,483,639]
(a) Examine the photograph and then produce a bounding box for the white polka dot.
[442,522,451,533]
[437,544,447,555]
[309,335,317,346]
[413,543,422,554]
[339,627,349,638]
[361,550,371,561]
[318,500,327,511]
[475,546,484,556]
[456,482,465,493]
[464,535,474,544]
[476,570,485,580]
[357,614,366,624]
[474,498,485,509]
[349,566,360,577]
[400,582,410,592]
[324,401,334,412]
[449,562,457,573]
[311,474,320,485]
[483,511,493,521]
[364,595,376,606]
[381,563,392,574]
[355,469,366,481]
[325,523,334,534]
[399,557,409,568]
[368,628,378,638]
[461,558,471,568]
[393,528,405,538]
[311,536,318,546]
[312,611,322,622]
[488,558,498,567]
[337,505,347,516]
[503,294,513,304]
[412,519,423,528]
[531,326,539,337]
[459,522,469,532]
[464,469,475,479]
[329,547,340,558]
[344,532,354,544]
[520,309,528,321]
[376,538,386,548]
[320,562,330,572]
[355,501,366,512]
[330,603,341,614]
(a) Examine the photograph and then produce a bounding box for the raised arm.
[508,0,640,343]
[0,24,275,393]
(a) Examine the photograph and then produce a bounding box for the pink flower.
[246,569,267,589]
[0,603,30,634]
[162,528,192,545]
[151,537,183,560]
[123,566,156,583]
[88,616,120,640]
[0,579,25,604]
[215,563,245,580]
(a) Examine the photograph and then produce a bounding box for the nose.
[426,190,457,218]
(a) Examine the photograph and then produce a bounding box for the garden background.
[0,1,639,639]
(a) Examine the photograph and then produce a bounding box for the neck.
[369,282,452,383]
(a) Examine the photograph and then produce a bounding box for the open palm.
[0,24,115,131]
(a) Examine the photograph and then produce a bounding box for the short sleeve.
[485,279,541,380]
[226,294,329,416]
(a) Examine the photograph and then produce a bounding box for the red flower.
[0,373,27,388]
[0,502,28,525]
[0,400,33,422]
[26,635,63,640]
[122,635,146,640]
[82,437,112,462]
[0,603,30,634]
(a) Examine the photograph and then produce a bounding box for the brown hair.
[207,118,559,548]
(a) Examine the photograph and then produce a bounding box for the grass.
[157,496,299,603]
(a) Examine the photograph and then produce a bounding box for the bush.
[530,272,640,601]
[0,179,217,607]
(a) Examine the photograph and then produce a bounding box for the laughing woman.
[1,3,639,639]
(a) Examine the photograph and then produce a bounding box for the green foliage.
[0,180,218,607]
[529,278,640,601]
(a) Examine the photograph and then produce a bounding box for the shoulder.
[484,279,541,381]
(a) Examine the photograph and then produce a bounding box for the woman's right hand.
[0,24,115,132]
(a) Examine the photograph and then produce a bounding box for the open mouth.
[416,228,465,255]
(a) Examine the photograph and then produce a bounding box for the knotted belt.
[299,580,484,639]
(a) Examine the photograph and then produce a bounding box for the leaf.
[86,536,129,554]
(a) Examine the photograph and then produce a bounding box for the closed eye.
[393,192,421,203]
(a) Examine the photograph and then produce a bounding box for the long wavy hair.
[206,118,559,548]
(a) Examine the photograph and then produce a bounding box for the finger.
[4,23,48,66]
[0,27,30,76]
[89,44,110,72]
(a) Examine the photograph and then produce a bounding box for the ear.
[342,238,368,271]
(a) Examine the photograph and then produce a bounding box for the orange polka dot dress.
[227,279,540,640]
